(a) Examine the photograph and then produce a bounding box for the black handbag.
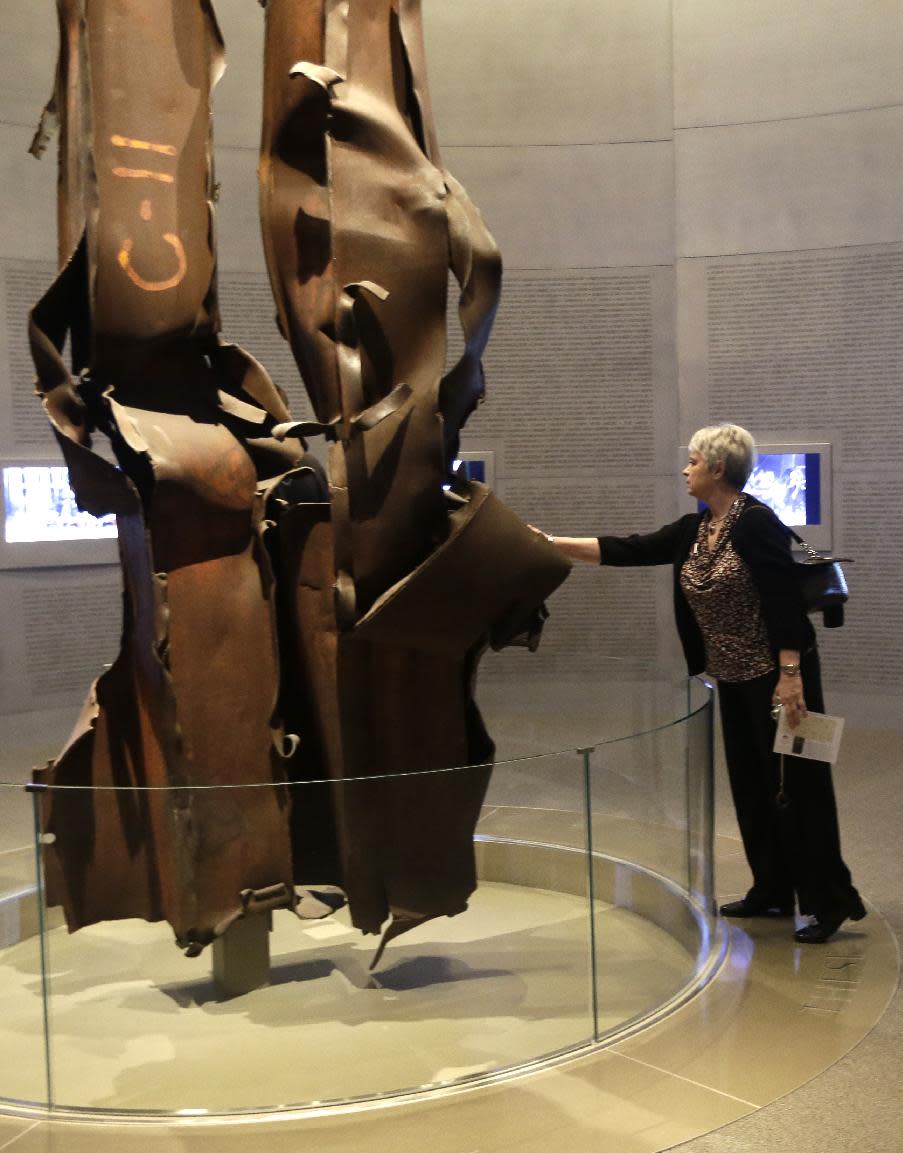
[790,530,851,628]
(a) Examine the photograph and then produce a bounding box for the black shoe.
[719,898,794,918]
[794,896,867,944]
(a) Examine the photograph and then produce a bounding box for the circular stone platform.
[0,821,895,1153]
[0,836,716,1115]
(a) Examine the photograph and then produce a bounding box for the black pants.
[717,648,858,917]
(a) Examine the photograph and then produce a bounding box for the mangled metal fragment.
[28,0,570,965]
[258,0,570,947]
[30,0,305,955]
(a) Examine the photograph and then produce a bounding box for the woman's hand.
[526,527,600,564]
[773,671,807,729]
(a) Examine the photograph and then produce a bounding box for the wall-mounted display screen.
[744,451,820,529]
[0,462,120,569]
[3,465,117,543]
[681,441,833,551]
[446,451,496,491]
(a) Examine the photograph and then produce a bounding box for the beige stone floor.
[0,878,698,1112]
[0,810,896,1153]
[0,897,894,1153]
[0,697,899,1153]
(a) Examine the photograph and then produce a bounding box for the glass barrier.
[0,665,716,1116]
[585,675,715,1040]
[0,786,52,1107]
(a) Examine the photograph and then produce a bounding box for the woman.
[535,423,863,944]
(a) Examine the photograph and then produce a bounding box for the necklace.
[708,497,739,526]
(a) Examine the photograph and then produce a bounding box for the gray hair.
[688,424,757,489]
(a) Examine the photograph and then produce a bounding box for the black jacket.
[598,497,814,677]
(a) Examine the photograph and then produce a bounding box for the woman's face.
[683,449,718,500]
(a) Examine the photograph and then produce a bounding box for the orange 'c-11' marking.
[117,234,187,292]
[110,135,177,156]
[112,166,174,184]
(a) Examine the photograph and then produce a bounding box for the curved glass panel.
[0,662,715,1115]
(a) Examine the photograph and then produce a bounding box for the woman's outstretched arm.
[529,527,601,564]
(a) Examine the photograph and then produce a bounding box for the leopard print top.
[679,494,775,682]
